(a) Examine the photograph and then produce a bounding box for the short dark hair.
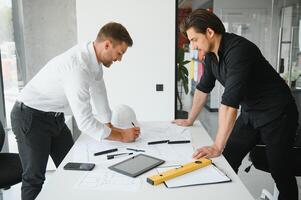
[180,9,225,37]
[96,22,133,47]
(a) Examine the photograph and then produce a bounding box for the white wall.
[76,0,176,121]
[214,0,276,67]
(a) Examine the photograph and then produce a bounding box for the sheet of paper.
[156,164,231,188]
[73,121,196,191]
[74,168,141,192]
[81,141,194,165]
[138,122,190,142]
[77,122,194,164]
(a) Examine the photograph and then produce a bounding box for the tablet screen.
[108,154,165,177]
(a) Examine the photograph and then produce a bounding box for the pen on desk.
[107,152,133,160]
[167,140,191,144]
[126,148,145,152]
[147,140,169,145]
[94,148,118,156]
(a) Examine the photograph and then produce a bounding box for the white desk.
[37,121,254,200]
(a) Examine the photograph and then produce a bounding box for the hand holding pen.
[120,122,140,143]
[106,122,140,143]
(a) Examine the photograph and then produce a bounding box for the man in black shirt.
[173,8,298,200]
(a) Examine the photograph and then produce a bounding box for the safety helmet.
[111,104,139,129]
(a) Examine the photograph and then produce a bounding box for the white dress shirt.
[18,42,112,140]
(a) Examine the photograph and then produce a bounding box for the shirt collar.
[217,32,226,58]
[87,41,102,72]
[207,33,227,64]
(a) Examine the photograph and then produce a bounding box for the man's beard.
[103,61,112,68]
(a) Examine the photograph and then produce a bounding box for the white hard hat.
[111,104,139,129]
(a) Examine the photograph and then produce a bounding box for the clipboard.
[156,163,231,188]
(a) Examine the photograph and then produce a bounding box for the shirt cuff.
[100,124,111,140]
[221,97,240,109]
[196,83,213,94]
[85,124,111,141]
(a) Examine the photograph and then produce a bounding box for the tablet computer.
[108,154,165,177]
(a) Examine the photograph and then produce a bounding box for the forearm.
[189,90,208,122]
[214,104,237,152]
[105,127,122,141]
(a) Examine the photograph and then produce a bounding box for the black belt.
[16,101,63,118]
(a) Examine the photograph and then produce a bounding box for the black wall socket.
[156,84,164,91]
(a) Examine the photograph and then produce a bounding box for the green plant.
[281,62,301,82]
[176,47,190,110]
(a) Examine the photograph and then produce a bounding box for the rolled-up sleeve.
[196,55,216,93]
[221,43,254,108]
[62,66,111,141]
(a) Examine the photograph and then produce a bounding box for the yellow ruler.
[147,158,212,185]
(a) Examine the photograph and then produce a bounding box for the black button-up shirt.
[196,32,294,128]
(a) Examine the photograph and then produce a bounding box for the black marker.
[147,140,169,145]
[94,148,118,156]
[167,140,191,144]
[126,148,145,152]
[107,153,133,160]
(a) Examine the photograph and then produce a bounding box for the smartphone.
[63,162,95,171]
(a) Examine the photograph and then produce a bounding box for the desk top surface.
[37,121,254,200]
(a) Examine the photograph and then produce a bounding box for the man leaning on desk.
[173,9,299,200]
[10,22,140,200]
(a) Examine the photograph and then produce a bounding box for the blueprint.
[73,121,195,191]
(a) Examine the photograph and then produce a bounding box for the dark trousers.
[223,102,299,200]
[10,102,74,200]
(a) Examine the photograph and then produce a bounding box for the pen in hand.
[131,122,140,140]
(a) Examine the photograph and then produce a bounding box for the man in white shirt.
[10,22,140,200]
